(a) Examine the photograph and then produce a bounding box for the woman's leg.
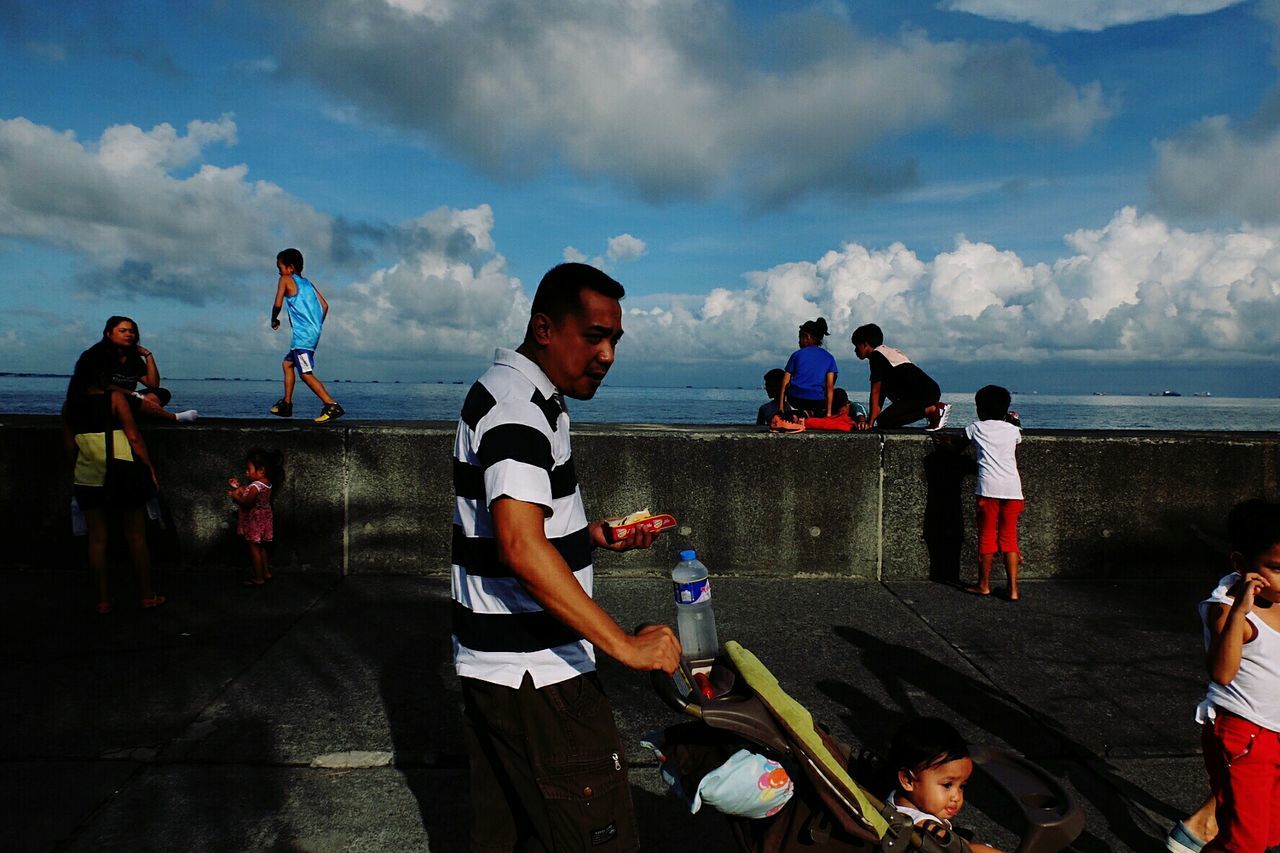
[120,507,155,601]
[85,507,111,609]
[138,396,177,423]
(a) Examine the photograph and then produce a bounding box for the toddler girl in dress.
[227,447,283,586]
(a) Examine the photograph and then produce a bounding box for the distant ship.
[1149,390,1182,397]
[1193,391,1212,397]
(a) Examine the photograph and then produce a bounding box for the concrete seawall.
[5,415,1278,578]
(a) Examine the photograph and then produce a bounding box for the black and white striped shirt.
[451,348,595,688]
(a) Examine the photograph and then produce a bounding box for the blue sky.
[5,0,1280,394]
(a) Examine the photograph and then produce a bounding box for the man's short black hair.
[975,385,1012,421]
[530,262,624,323]
[277,248,305,273]
[850,323,883,347]
[1228,499,1280,561]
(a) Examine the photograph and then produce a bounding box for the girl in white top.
[1195,499,1280,852]
[960,385,1025,601]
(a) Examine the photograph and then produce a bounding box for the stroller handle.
[650,668,703,718]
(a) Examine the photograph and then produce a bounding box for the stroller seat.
[652,641,1084,853]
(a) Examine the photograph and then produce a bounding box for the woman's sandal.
[242,579,265,587]
[141,595,167,609]
[96,601,113,615]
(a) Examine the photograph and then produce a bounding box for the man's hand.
[615,624,682,673]
[590,518,659,552]
[271,318,280,330]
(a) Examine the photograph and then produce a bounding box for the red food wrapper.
[604,513,677,543]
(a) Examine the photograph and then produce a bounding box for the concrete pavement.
[4,569,1215,851]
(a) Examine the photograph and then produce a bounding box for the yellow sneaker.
[314,402,345,424]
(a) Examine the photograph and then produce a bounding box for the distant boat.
[1193,391,1212,397]
[1160,390,1182,397]
[1092,391,1105,396]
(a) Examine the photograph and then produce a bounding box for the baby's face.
[903,756,973,821]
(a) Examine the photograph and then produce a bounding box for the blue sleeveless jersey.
[285,275,324,350]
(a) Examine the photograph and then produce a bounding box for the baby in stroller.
[888,717,1004,853]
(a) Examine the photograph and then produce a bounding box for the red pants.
[1203,711,1280,852]
[975,497,1023,555]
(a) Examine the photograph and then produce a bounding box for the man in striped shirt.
[452,262,681,852]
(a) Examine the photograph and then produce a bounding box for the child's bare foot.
[1002,587,1021,602]
[963,585,991,596]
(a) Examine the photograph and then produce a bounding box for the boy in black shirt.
[851,323,950,431]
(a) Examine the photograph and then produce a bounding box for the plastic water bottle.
[70,497,87,537]
[672,549,719,662]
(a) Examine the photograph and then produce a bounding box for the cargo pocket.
[536,753,638,851]
[1216,715,1258,766]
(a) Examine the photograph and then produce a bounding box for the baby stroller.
[648,641,1085,853]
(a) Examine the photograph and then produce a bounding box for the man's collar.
[494,348,557,399]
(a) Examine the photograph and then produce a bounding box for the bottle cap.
[679,549,697,561]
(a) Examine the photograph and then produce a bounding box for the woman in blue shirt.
[778,317,838,417]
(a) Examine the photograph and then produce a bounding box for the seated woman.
[77,316,197,423]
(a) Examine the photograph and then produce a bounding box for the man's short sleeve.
[477,412,555,511]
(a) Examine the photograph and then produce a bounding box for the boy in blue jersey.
[269,248,344,424]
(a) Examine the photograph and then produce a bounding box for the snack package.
[604,508,677,543]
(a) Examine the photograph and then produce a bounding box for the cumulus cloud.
[561,234,648,270]
[0,115,351,303]
[267,0,1109,206]
[607,234,647,263]
[940,0,1245,32]
[324,204,1280,370]
[328,204,530,360]
[613,207,1280,367]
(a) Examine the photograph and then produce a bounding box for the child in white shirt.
[960,385,1024,601]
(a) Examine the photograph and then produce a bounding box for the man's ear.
[897,769,915,792]
[529,312,554,346]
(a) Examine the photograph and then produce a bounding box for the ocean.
[4,374,1278,430]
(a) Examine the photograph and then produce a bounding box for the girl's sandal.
[141,595,167,609]
[96,601,113,615]
[242,579,265,587]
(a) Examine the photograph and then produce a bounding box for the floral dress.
[237,480,273,544]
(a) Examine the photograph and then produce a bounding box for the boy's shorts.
[284,349,316,375]
[975,496,1024,555]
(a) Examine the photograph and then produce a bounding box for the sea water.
[3,374,1279,430]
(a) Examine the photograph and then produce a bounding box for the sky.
[5,0,1280,395]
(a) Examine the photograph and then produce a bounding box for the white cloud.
[614,207,1280,367]
[939,0,1244,32]
[560,234,648,270]
[0,115,339,303]
[270,0,1110,206]
[606,234,647,263]
[329,204,530,359]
